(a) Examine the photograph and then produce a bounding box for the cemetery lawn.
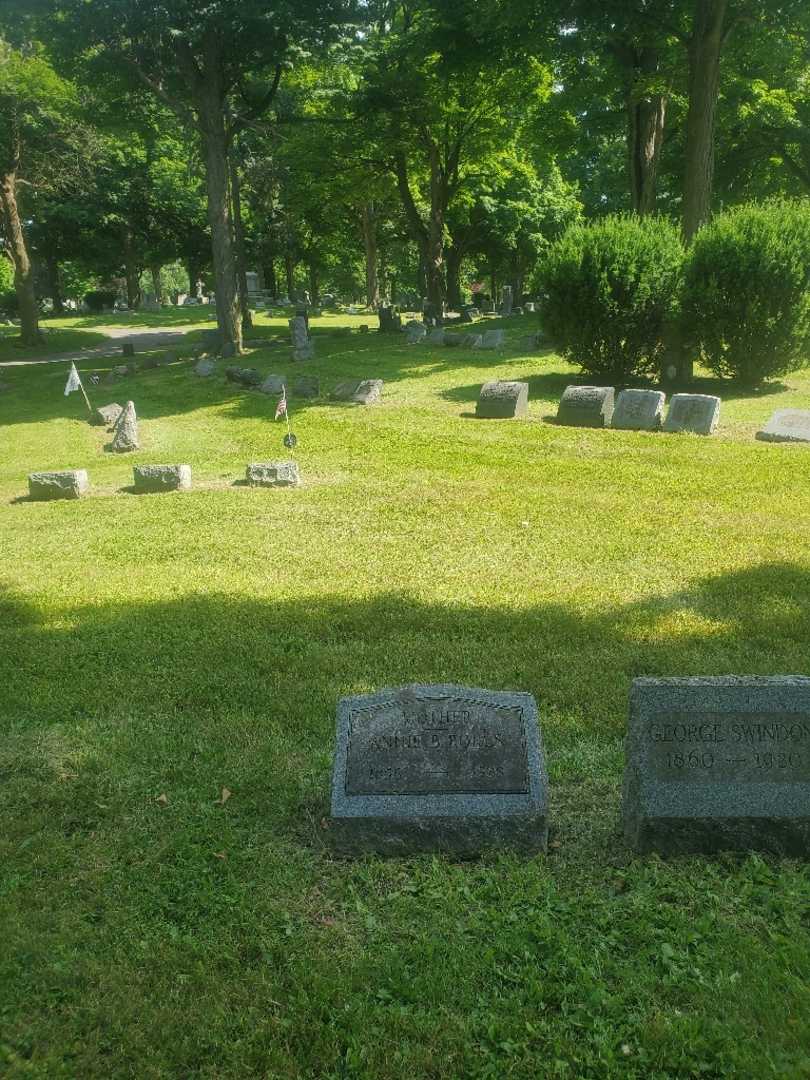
[2,315,810,1079]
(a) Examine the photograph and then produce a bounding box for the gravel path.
[0,324,197,367]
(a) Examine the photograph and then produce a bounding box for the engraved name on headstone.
[623,676,810,855]
[330,684,549,854]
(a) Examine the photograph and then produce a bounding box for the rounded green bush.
[535,215,683,382]
[682,200,810,386]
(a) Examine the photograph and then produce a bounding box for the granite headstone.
[330,684,549,855]
[476,380,529,419]
[662,393,720,435]
[245,461,300,487]
[133,464,192,493]
[612,389,666,431]
[756,409,810,444]
[28,469,89,500]
[556,385,615,428]
[623,676,810,855]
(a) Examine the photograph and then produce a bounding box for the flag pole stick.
[78,379,93,415]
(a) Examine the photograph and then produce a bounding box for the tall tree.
[56,0,350,352]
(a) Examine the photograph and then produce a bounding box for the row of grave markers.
[26,462,300,500]
[476,381,810,441]
[329,678,810,857]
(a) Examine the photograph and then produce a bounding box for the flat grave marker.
[330,683,549,855]
[756,409,810,444]
[28,469,89,501]
[623,676,810,855]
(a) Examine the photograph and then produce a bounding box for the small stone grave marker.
[612,389,666,431]
[756,409,810,444]
[406,323,427,344]
[331,379,383,405]
[110,401,139,452]
[463,334,484,348]
[662,393,720,435]
[92,403,123,428]
[260,374,286,395]
[476,380,529,419]
[245,461,300,487]
[623,676,810,855]
[330,684,549,855]
[194,359,217,377]
[556,385,615,428]
[292,375,319,399]
[133,465,192,493]
[427,328,446,345]
[28,469,89,500]
[480,329,505,349]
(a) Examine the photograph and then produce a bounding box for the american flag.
[275,389,287,420]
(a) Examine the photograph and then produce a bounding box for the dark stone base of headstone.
[329,812,548,857]
[625,815,810,857]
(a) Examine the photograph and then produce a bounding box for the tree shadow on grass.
[0,561,807,852]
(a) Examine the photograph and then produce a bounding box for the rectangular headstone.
[756,409,810,444]
[623,676,810,855]
[133,465,192,493]
[427,328,446,345]
[662,393,720,435]
[480,329,505,349]
[556,385,615,428]
[245,461,300,487]
[476,380,529,419]
[259,374,286,395]
[331,379,383,405]
[292,375,319,399]
[406,323,427,344]
[612,389,666,431]
[330,684,549,855]
[28,469,89,500]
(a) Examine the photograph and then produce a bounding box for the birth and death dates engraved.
[647,712,810,784]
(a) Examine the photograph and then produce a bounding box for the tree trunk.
[308,263,320,305]
[427,143,446,317]
[0,169,41,345]
[150,262,163,304]
[229,153,252,331]
[185,258,200,297]
[197,78,242,350]
[625,47,667,216]
[284,250,295,299]
[361,202,380,309]
[122,226,140,309]
[262,257,277,298]
[682,0,728,241]
[47,254,64,315]
[446,244,462,311]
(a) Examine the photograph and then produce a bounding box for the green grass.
[1,315,810,1078]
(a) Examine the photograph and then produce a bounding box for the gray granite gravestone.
[194,359,217,377]
[245,461,300,487]
[501,285,513,316]
[463,334,484,348]
[259,374,287,395]
[406,323,427,344]
[612,389,666,431]
[480,329,505,349]
[110,401,139,452]
[427,328,446,345]
[756,409,810,444]
[292,375,319,399]
[330,684,549,855]
[476,380,529,419]
[92,403,123,428]
[662,393,720,435]
[556,385,615,428]
[331,379,383,404]
[623,676,810,855]
[133,464,192,493]
[28,469,89,500]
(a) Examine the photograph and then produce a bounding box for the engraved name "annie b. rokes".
[345,699,529,796]
[648,712,810,783]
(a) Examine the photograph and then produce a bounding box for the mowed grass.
[1,314,810,1078]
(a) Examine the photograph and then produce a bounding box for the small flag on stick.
[64,362,92,414]
[274,388,287,420]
